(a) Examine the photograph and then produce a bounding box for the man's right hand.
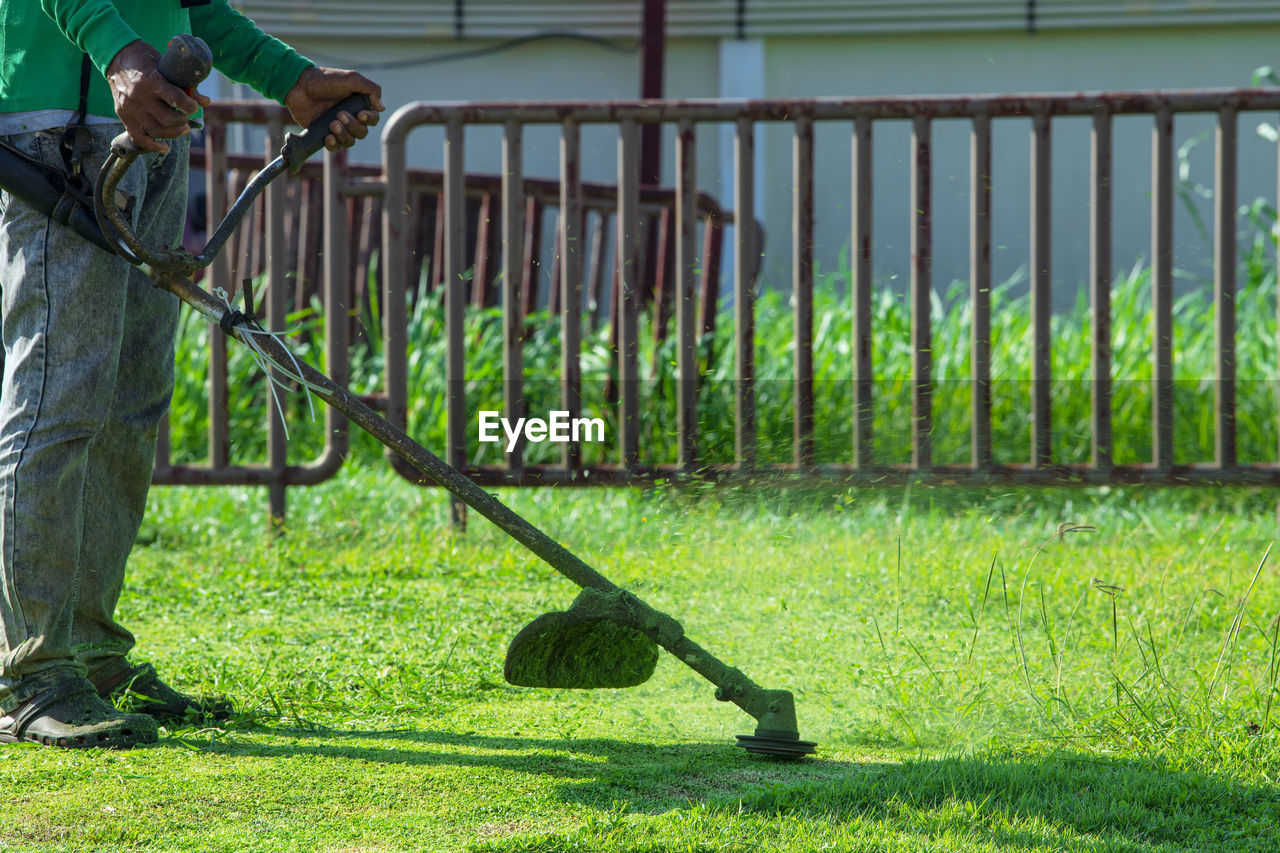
[106,40,211,154]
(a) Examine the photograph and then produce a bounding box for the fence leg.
[269,481,286,533]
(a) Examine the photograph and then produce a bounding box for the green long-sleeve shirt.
[0,0,313,115]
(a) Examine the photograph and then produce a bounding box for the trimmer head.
[504,589,816,758]
[736,730,818,759]
[504,594,659,689]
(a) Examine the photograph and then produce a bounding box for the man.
[0,1,384,748]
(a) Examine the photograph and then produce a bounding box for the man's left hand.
[284,67,385,150]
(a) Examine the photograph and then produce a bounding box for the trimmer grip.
[157,34,212,93]
[114,34,211,153]
[280,94,372,173]
[111,130,143,157]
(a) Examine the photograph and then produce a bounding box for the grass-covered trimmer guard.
[32,36,817,759]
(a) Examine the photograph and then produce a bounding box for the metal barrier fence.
[156,89,1280,519]
[155,102,346,523]
[154,100,733,518]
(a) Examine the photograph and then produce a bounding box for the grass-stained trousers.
[0,124,188,712]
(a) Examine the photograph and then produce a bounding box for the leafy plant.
[166,202,1280,475]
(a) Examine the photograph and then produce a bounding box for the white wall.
[757,25,1280,303]
[239,25,1280,303]
[255,34,719,179]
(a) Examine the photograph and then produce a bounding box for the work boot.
[0,676,158,749]
[93,662,233,723]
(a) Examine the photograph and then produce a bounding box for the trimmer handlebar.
[97,34,369,273]
[281,94,373,174]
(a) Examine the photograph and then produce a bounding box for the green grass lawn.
[4,472,1280,851]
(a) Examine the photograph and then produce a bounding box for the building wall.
[223,20,1280,303]
[757,25,1280,301]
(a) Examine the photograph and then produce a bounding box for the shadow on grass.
[718,750,1280,852]
[158,725,1280,850]
[161,725,852,813]
[465,748,1280,851]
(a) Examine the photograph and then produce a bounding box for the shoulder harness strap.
[59,53,93,183]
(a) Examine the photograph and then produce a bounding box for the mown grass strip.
[3,478,1278,851]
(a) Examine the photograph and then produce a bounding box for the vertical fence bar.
[1030,111,1053,468]
[700,216,721,314]
[382,132,407,439]
[911,113,932,470]
[970,112,992,470]
[522,196,542,320]
[502,119,526,473]
[321,146,350,477]
[735,116,757,472]
[699,212,722,372]
[1152,109,1175,471]
[793,114,816,469]
[852,115,874,467]
[431,194,446,291]
[588,211,610,328]
[651,208,675,349]
[378,137,404,425]
[206,121,230,468]
[560,119,584,471]
[264,117,286,525]
[471,194,494,307]
[675,118,699,469]
[1091,109,1114,472]
[618,120,641,473]
[445,119,467,525]
[1216,106,1238,470]
[293,182,312,307]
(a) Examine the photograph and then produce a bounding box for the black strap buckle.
[60,53,93,182]
[60,124,92,180]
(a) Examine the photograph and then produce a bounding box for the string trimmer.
[2,36,815,759]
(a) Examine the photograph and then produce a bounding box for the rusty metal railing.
[380,89,1280,488]
[159,88,1280,523]
[153,100,733,520]
[153,102,349,523]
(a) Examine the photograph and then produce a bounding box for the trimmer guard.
[504,590,660,689]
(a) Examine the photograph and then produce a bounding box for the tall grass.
[859,516,1280,768]
[167,211,1279,471]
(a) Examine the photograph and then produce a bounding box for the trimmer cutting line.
[3,36,816,759]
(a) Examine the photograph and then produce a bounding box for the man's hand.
[106,40,211,154]
[284,67,385,151]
